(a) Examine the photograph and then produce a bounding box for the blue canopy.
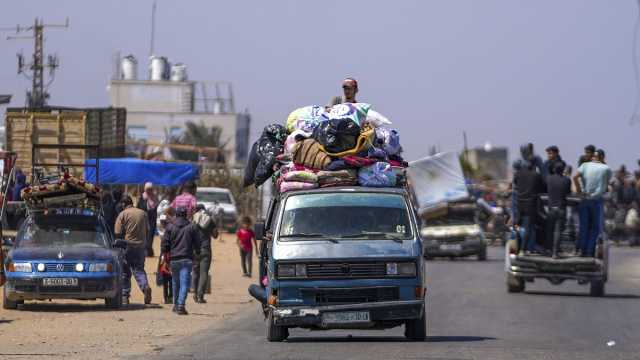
[85,158,199,186]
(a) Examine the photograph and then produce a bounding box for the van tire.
[590,280,605,297]
[477,246,487,261]
[266,310,288,342]
[506,273,525,293]
[3,286,18,310]
[405,300,427,341]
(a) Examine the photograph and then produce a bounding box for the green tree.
[171,121,227,163]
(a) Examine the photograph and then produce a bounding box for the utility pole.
[1,18,69,108]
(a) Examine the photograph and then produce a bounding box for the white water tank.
[120,55,138,80]
[149,56,169,81]
[170,63,188,82]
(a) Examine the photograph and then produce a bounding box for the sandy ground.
[0,233,261,359]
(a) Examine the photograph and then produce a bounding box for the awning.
[85,158,199,186]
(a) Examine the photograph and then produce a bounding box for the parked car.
[3,207,124,309]
[196,187,238,232]
[421,200,487,260]
[254,186,427,342]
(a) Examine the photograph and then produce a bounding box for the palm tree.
[171,121,228,163]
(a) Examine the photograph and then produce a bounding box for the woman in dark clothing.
[138,182,159,257]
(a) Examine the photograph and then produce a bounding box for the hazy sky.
[1,0,638,171]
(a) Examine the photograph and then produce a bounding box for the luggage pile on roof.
[21,173,101,208]
[243,103,408,193]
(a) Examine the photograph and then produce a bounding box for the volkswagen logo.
[56,263,64,272]
[340,264,351,275]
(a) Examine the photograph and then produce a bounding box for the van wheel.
[506,273,525,293]
[105,287,123,309]
[266,310,289,342]
[477,246,487,261]
[590,280,605,297]
[405,300,427,341]
[3,286,19,310]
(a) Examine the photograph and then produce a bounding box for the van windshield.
[16,215,110,249]
[278,193,413,240]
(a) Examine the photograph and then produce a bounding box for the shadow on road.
[525,290,640,299]
[0,319,13,324]
[286,335,496,343]
[17,303,163,312]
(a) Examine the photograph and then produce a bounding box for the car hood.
[10,247,116,262]
[273,239,420,261]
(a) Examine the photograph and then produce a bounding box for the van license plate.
[322,311,370,324]
[440,244,462,251]
[42,278,78,287]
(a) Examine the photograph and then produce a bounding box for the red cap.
[342,78,358,89]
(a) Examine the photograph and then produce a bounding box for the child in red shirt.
[236,216,257,277]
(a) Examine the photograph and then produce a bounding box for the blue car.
[3,208,124,309]
[255,187,427,342]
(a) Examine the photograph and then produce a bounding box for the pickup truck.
[505,196,609,296]
[254,186,427,342]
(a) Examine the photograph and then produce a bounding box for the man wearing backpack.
[191,204,219,303]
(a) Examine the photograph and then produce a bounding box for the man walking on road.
[192,204,218,303]
[162,207,201,315]
[171,181,198,220]
[138,182,159,257]
[115,196,152,305]
[573,149,612,257]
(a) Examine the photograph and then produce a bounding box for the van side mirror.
[254,222,265,241]
[2,237,14,248]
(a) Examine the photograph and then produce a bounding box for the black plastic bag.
[243,124,287,187]
[313,118,361,154]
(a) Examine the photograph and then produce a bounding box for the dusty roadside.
[0,233,261,359]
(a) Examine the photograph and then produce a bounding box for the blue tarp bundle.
[85,158,199,186]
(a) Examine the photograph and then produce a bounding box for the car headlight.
[277,263,306,278]
[8,262,32,272]
[88,263,112,272]
[386,262,416,277]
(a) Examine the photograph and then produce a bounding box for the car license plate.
[322,311,370,324]
[440,244,462,251]
[42,278,78,287]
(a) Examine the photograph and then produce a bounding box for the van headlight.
[89,263,112,272]
[8,262,32,272]
[386,262,416,277]
[277,263,306,278]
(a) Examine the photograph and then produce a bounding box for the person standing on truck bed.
[578,145,596,167]
[115,196,153,306]
[546,161,572,258]
[543,145,566,178]
[514,160,546,255]
[573,149,612,257]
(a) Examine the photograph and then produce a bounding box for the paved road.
[143,247,640,360]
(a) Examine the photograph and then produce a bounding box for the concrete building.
[108,55,250,167]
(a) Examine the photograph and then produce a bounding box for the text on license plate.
[322,311,370,324]
[42,278,78,287]
[440,244,462,251]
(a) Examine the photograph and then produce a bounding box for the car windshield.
[197,191,232,204]
[278,192,413,240]
[428,213,476,226]
[16,214,110,248]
